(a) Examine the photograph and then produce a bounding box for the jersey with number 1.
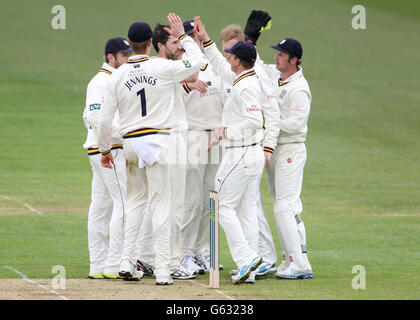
[98,35,204,152]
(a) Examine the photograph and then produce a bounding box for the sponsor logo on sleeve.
[89,103,101,111]
[183,60,192,68]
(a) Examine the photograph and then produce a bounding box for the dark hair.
[105,52,117,63]
[288,53,302,67]
[152,23,170,53]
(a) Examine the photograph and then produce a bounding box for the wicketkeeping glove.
[244,10,272,45]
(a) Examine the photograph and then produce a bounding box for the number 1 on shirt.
[137,88,147,116]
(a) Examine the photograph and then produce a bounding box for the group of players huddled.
[82,10,313,285]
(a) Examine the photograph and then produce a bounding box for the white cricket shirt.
[82,63,122,149]
[203,40,264,147]
[259,62,311,145]
[97,35,205,152]
[181,58,224,130]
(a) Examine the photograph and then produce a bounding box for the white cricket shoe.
[276,258,290,273]
[156,274,174,285]
[244,271,257,284]
[255,261,277,276]
[119,259,144,281]
[275,262,313,279]
[136,260,155,276]
[230,268,239,275]
[303,253,313,274]
[171,265,198,280]
[193,254,210,272]
[181,255,204,275]
[231,256,262,285]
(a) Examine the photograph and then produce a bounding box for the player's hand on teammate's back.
[101,153,115,169]
[189,79,208,94]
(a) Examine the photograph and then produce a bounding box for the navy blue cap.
[128,22,153,42]
[105,37,132,55]
[270,38,303,59]
[224,41,257,64]
[183,20,194,35]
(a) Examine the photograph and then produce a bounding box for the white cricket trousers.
[123,133,177,277]
[266,142,308,268]
[215,144,265,268]
[255,177,278,265]
[183,130,220,257]
[134,130,188,271]
[120,140,148,267]
[168,129,187,268]
[87,148,126,275]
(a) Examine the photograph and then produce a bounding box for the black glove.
[244,10,272,45]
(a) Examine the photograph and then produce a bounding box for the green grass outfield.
[0,0,419,299]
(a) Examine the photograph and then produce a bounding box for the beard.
[166,48,182,61]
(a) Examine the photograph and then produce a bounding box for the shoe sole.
[119,271,141,281]
[171,275,197,280]
[232,257,262,285]
[156,282,173,285]
[244,277,256,284]
[276,272,313,280]
[244,280,255,284]
[103,274,122,279]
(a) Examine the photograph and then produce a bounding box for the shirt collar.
[278,66,302,86]
[128,54,149,61]
[233,68,256,86]
[100,62,115,74]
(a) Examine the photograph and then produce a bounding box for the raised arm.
[194,17,236,84]
[164,14,205,82]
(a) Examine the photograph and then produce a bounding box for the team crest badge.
[280,89,287,99]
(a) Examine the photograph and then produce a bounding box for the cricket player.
[178,20,225,274]
[220,23,280,282]
[253,21,313,278]
[195,18,264,284]
[134,22,201,280]
[97,15,205,285]
[82,37,131,279]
